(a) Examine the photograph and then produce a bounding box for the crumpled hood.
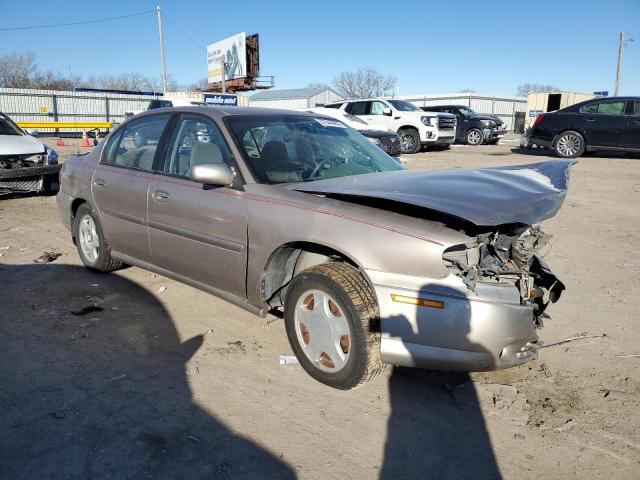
[290,160,573,227]
[0,134,45,157]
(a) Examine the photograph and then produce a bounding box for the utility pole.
[615,31,625,96]
[156,5,168,93]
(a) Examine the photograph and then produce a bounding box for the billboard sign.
[203,93,238,106]
[207,33,246,84]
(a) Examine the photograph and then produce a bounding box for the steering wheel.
[307,157,346,180]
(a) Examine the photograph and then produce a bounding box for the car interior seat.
[188,142,224,175]
[260,140,299,182]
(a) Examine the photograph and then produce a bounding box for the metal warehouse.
[249,87,344,109]
[402,92,527,132]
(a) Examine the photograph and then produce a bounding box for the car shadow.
[0,263,295,479]
[380,286,501,479]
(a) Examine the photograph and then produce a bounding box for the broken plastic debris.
[70,305,104,316]
[33,251,62,264]
[158,286,167,293]
[279,355,299,365]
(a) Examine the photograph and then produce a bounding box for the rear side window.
[102,115,171,171]
[634,101,640,116]
[582,101,625,115]
[347,101,369,115]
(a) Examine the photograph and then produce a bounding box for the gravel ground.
[1,135,638,479]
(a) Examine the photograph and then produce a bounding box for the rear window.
[324,103,344,109]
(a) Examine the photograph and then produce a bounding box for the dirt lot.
[1,136,639,479]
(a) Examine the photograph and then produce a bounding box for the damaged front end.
[443,225,565,327]
[0,149,60,194]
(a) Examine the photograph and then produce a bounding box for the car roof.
[131,105,320,121]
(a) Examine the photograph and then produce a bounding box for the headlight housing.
[367,136,382,146]
[481,120,496,128]
[421,116,437,127]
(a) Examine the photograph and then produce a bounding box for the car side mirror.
[26,128,39,137]
[383,107,392,116]
[190,163,234,186]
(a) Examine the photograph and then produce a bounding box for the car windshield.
[0,114,25,136]
[388,100,421,112]
[458,107,478,118]
[227,114,402,184]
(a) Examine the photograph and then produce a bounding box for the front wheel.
[554,131,585,158]
[73,203,122,272]
[399,128,421,154]
[466,128,483,145]
[284,263,385,390]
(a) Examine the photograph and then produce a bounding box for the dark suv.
[527,96,640,158]
[421,105,506,145]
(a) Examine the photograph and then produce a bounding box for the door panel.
[147,113,248,297]
[91,114,172,262]
[624,101,640,149]
[92,165,152,261]
[580,100,626,148]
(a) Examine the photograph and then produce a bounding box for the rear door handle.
[632,120,640,124]
[93,178,105,188]
[152,190,170,202]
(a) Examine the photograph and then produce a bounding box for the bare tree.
[516,83,560,96]
[0,52,37,88]
[332,68,396,99]
[31,70,80,90]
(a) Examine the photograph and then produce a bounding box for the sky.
[1,0,639,96]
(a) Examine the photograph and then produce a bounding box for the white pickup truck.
[325,98,456,154]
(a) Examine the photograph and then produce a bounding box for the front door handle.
[585,117,596,122]
[152,190,170,202]
[93,178,105,188]
[632,120,640,124]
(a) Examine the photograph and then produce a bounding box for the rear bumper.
[528,136,552,148]
[366,270,539,371]
[56,190,73,232]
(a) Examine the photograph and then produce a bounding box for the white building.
[249,87,344,109]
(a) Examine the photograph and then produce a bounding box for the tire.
[466,128,483,146]
[284,262,385,390]
[554,131,585,158]
[399,128,421,154]
[73,203,122,272]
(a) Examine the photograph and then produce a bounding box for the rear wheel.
[466,128,483,145]
[73,203,122,272]
[284,263,385,390]
[554,131,585,158]
[399,128,421,154]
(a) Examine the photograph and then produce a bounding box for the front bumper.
[484,127,507,140]
[0,164,61,193]
[420,127,456,146]
[366,269,539,371]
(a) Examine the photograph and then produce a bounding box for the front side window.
[388,100,421,112]
[0,113,25,136]
[162,114,233,177]
[458,107,477,118]
[102,114,171,170]
[370,101,387,115]
[228,114,402,184]
[582,101,625,115]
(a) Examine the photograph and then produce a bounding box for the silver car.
[57,106,569,390]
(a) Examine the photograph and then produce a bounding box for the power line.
[162,12,207,52]
[0,10,154,31]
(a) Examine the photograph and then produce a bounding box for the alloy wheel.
[556,134,581,157]
[467,130,482,145]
